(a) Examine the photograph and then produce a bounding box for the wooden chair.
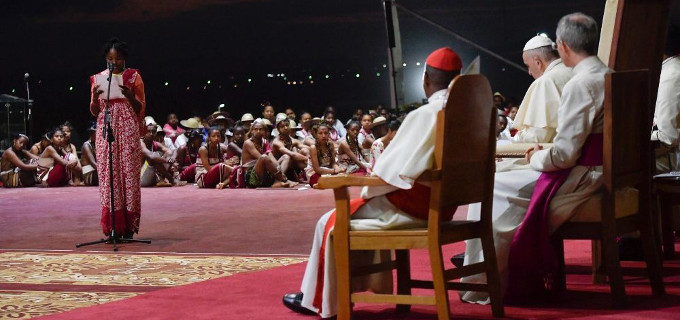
[317,74,503,320]
[551,70,665,308]
[654,175,680,259]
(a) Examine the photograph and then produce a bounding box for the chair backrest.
[598,0,669,112]
[433,74,495,210]
[603,70,651,217]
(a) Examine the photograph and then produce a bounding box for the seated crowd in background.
[1,102,412,189]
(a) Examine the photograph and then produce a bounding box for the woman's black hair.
[346,120,360,129]
[47,127,64,139]
[188,129,203,140]
[12,133,29,141]
[103,37,129,58]
[388,119,402,131]
[61,121,74,131]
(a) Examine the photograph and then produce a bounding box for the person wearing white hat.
[461,13,609,304]
[509,33,573,144]
[240,113,254,132]
[270,113,289,139]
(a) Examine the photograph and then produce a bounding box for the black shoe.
[123,231,134,239]
[282,292,316,315]
[451,253,465,268]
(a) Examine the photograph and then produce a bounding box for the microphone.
[107,62,114,81]
[24,73,29,82]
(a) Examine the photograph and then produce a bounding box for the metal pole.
[395,3,528,74]
[383,0,405,110]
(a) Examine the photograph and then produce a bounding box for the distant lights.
[402,62,407,67]
[247,78,252,83]
[325,74,329,79]
[267,73,274,78]
[69,86,73,91]
[164,81,169,86]
[416,62,421,66]
[376,72,381,77]
[355,73,360,78]
[308,75,312,80]
[310,80,314,84]
[186,86,190,90]
[382,64,387,68]
[11,89,15,93]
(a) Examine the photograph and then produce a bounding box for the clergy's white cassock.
[460,56,610,304]
[512,58,573,143]
[651,55,680,172]
[300,89,447,318]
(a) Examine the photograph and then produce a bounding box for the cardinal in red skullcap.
[282,46,465,318]
[425,47,463,71]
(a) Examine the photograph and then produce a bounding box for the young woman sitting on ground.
[1,133,38,188]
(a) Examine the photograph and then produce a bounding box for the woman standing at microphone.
[89,38,146,239]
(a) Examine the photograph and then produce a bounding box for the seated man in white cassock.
[281,47,463,318]
[652,22,680,173]
[511,34,573,144]
[461,12,609,304]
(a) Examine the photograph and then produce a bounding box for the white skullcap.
[523,35,555,51]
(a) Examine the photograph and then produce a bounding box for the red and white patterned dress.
[90,68,146,236]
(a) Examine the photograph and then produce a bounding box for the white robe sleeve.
[362,104,439,198]
[530,77,602,171]
[651,61,680,147]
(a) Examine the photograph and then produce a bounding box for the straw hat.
[370,116,387,128]
[144,116,157,126]
[179,117,202,129]
[241,113,254,122]
[289,119,301,130]
[210,115,235,127]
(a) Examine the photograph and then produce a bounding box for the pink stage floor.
[1,185,679,319]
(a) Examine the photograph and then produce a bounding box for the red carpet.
[38,243,680,320]
[1,187,679,319]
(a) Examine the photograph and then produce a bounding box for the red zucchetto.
[425,47,462,71]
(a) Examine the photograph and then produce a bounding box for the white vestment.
[461,56,609,304]
[651,55,680,172]
[512,59,573,143]
[299,89,448,318]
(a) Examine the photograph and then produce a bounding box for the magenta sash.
[505,133,603,303]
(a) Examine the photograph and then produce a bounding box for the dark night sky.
[0,0,605,143]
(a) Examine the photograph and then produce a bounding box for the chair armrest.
[496,142,553,158]
[316,175,389,189]
[416,169,441,182]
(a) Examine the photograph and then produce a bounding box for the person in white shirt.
[282,47,463,318]
[461,12,609,304]
[652,23,680,173]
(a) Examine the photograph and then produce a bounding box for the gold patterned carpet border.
[0,251,306,319]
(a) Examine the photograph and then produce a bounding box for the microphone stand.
[25,74,33,138]
[77,66,151,251]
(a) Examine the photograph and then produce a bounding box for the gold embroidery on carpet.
[0,251,306,319]
[0,252,305,286]
[0,290,138,319]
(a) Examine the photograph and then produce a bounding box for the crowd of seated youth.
[1,102,407,189]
